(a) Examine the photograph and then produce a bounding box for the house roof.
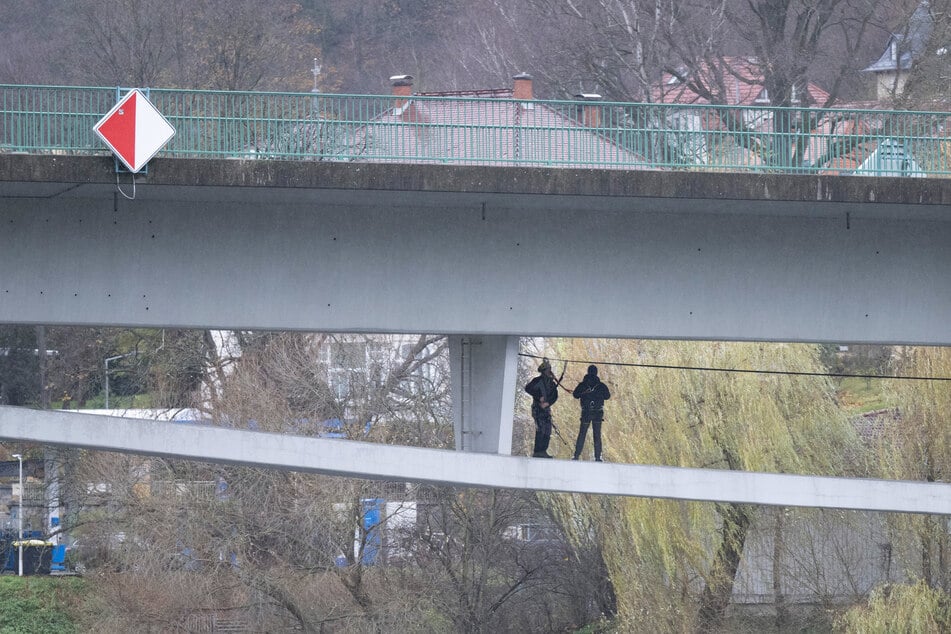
[652,57,831,106]
[863,1,934,73]
[353,85,646,168]
[416,88,514,99]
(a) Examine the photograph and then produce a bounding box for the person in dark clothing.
[572,364,611,462]
[525,359,559,458]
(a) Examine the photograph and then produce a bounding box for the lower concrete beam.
[1,406,950,515]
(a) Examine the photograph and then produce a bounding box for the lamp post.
[104,352,135,409]
[11,453,22,576]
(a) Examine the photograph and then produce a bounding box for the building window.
[328,369,354,400]
[335,341,368,370]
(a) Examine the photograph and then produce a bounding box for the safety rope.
[520,352,951,382]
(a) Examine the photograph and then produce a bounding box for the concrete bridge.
[1,153,950,512]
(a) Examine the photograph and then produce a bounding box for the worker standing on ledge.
[571,364,611,462]
[525,359,559,458]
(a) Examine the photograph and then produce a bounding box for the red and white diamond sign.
[94,89,175,173]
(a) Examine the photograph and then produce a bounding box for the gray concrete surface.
[1,155,949,504]
[1,405,949,514]
[1,155,950,344]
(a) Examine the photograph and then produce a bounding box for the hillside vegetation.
[0,576,88,634]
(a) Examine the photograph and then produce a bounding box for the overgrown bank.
[0,576,88,633]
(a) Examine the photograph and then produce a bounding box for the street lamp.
[11,453,22,576]
[104,351,135,409]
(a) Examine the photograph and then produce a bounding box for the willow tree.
[836,580,951,633]
[880,346,951,593]
[540,338,861,632]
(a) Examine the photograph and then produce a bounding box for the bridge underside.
[1,155,949,344]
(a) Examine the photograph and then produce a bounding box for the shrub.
[836,582,951,633]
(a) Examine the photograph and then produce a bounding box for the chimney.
[513,73,534,101]
[390,74,414,108]
[576,93,603,128]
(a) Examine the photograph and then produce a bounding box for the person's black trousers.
[532,405,552,455]
[573,418,602,460]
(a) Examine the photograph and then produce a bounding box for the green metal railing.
[2,84,950,176]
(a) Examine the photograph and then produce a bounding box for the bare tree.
[60,329,609,631]
[720,0,884,107]
[0,0,64,83]
[887,0,951,108]
[411,486,603,632]
[67,0,186,87]
[60,0,320,90]
[0,326,40,406]
[518,0,695,100]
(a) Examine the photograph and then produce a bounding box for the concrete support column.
[449,335,519,454]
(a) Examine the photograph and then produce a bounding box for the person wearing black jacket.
[572,364,611,462]
[524,359,559,458]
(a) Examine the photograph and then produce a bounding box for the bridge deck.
[2,406,948,515]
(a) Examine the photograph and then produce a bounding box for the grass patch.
[0,576,87,634]
[835,376,892,415]
[54,392,154,410]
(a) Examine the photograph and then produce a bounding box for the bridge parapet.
[2,84,950,176]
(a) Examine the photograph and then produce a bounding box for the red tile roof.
[653,57,830,106]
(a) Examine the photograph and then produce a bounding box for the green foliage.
[541,339,863,632]
[827,345,895,415]
[835,377,891,414]
[571,615,618,633]
[881,346,951,482]
[73,392,153,410]
[836,582,951,633]
[0,576,87,634]
[876,346,951,586]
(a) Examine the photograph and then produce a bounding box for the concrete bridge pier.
[449,335,519,454]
